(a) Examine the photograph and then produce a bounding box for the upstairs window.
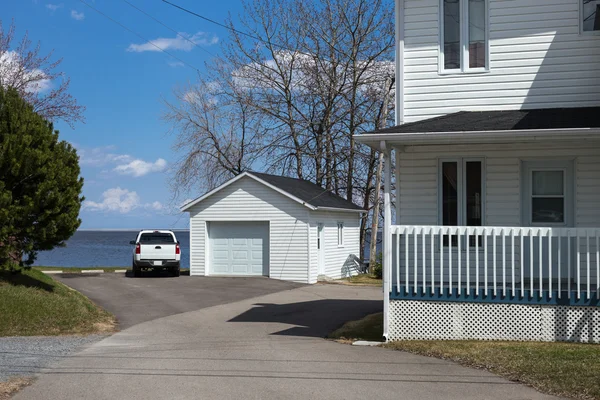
[441,0,488,72]
[582,0,600,32]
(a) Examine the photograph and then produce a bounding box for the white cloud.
[77,146,133,167]
[232,50,394,97]
[70,10,85,21]
[127,32,218,53]
[46,3,63,11]
[150,201,163,211]
[83,188,164,214]
[83,187,141,214]
[114,158,167,177]
[0,51,52,94]
[76,146,167,177]
[168,61,185,68]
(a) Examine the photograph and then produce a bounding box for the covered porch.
[356,108,600,342]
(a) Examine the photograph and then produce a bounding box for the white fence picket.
[391,226,599,303]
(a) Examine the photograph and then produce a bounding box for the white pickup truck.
[130,230,181,277]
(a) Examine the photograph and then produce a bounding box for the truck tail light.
[135,243,141,255]
[175,243,180,255]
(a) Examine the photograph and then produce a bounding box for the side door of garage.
[209,221,269,276]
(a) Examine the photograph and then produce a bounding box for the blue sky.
[5,0,242,229]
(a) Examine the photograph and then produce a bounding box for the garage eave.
[180,172,320,212]
[316,206,366,213]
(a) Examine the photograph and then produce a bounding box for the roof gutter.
[355,127,600,149]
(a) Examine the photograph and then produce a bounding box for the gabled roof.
[370,107,600,135]
[181,171,364,212]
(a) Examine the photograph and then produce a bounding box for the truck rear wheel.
[172,266,180,277]
[132,263,141,277]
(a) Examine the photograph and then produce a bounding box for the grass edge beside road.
[32,266,127,273]
[31,266,191,274]
[328,312,384,342]
[0,268,117,336]
[329,274,382,286]
[0,377,33,400]
[330,312,600,400]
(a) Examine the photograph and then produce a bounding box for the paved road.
[55,273,304,329]
[16,284,559,400]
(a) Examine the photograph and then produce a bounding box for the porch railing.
[391,226,600,302]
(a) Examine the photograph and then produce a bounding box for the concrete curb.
[113,270,127,273]
[81,270,104,274]
[352,340,384,346]
[40,270,63,274]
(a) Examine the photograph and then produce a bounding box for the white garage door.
[209,221,269,276]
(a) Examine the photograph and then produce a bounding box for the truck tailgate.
[140,244,176,260]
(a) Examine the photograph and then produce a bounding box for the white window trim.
[529,167,568,227]
[439,0,490,74]
[337,222,344,247]
[437,158,486,226]
[580,0,600,36]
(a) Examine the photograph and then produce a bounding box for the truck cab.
[130,230,181,277]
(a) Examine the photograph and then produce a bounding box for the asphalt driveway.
[15,284,559,400]
[54,273,304,329]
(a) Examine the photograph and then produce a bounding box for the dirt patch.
[92,320,118,334]
[0,377,34,400]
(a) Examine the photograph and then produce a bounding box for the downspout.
[381,140,392,341]
[395,0,405,126]
[307,220,312,284]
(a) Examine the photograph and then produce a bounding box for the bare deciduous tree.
[166,0,395,261]
[163,77,266,198]
[0,20,85,126]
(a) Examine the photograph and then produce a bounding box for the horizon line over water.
[35,230,191,268]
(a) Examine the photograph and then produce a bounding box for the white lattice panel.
[389,300,600,343]
[541,306,600,343]
[459,303,541,341]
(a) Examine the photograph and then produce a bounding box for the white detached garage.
[181,172,365,284]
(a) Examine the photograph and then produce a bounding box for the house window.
[337,223,344,246]
[441,0,488,72]
[531,170,565,224]
[582,0,600,32]
[440,159,483,245]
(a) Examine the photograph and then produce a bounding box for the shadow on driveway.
[54,274,304,329]
[228,299,382,338]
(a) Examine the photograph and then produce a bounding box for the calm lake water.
[33,230,191,269]
[33,230,381,268]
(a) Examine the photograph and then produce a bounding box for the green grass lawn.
[330,312,600,400]
[0,268,116,336]
[328,312,384,342]
[337,274,382,286]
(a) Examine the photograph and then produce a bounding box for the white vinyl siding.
[187,177,310,283]
[397,142,600,228]
[395,142,600,286]
[310,212,361,280]
[403,0,600,122]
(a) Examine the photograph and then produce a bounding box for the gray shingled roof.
[249,172,364,211]
[371,107,600,134]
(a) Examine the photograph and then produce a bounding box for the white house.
[356,0,600,342]
[181,172,364,284]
